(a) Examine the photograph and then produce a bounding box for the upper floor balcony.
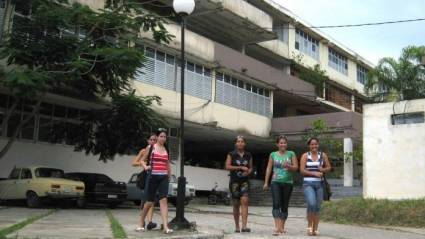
[157,0,276,44]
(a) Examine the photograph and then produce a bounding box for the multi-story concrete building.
[0,0,372,191]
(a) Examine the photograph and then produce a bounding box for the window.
[96,174,114,183]
[9,168,21,179]
[156,51,165,62]
[295,29,319,60]
[35,168,65,178]
[273,24,289,43]
[328,48,348,75]
[357,65,368,85]
[215,72,271,117]
[391,112,424,125]
[141,47,215,99]
[21,168,32,179]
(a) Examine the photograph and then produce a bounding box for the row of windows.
[137,47,212,100]
[293,29,369,82]
[216,73,270,98]
[0,94,85,144]
[144,47,211,77]
[328,48,348,75]
[139,48,272,117]
[295,29,319,60]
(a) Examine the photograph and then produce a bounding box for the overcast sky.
[275,0,425,65]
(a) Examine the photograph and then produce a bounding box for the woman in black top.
[225,135,253,233]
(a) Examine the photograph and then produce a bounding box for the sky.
[275,0,425,65]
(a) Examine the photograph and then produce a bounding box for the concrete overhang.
[272,111,363,140]
[158,0,276,44]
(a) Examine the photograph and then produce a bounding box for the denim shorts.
[303,181,323,214]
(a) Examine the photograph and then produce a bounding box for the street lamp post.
[170,0,195,230]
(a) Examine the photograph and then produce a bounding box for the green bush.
[321,198,425,228]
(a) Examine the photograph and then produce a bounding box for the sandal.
[135,226,145,232]
[272,230,281,236]
[234,229,240,233]
[164,228,174,234]
[241,228,251,233]
[313,230,320,236]
[307,227,314,236]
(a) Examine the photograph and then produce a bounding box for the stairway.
[249,182,306,207]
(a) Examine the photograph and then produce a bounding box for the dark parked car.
[65,173,127,208]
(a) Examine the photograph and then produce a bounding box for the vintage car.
[127,173,196,206]
[65,172,127,208]
[0,166,85,208]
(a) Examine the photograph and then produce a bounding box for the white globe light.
[173,0,195,15]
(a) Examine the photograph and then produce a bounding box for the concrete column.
[344,137,354,187]
[351,95,355,112]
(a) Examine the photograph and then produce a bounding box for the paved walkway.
[0,205,424,239]
[0,207,49,230]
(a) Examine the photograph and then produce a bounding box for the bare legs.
[232,196,249,231]
[159,198,170,231]
[140,198,170,232]
[139,203,154,227]
[232,200,240,231]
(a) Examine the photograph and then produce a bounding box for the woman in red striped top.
[139,128,173,234]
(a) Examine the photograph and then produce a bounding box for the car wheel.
[208,195,217,205]
[26,191,41,208]
[224,198,230,206]
[133,200,141,206]
[76,198,86,208]
[184,199,190,206]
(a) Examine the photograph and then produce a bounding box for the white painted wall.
[363,99,425,199]
[0,140,230,191]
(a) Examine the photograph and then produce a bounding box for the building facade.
[0,0,372,191]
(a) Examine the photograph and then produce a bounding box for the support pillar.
[343,137,354,187]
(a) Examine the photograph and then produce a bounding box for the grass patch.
[106,210,127,239]
[321,197,425,228]
[0,209,56,238]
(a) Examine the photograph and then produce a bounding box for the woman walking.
[300,137,331,236]
[138,128,173,234]
[263,135,298,236]
[225,135,252,233]
[132,133,157,231]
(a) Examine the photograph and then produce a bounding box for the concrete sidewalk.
[0,207,49,230]
[1,205,424,239]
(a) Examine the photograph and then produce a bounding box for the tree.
[365,45,425,102]
[302,119,362,162]
[0,0,173,161]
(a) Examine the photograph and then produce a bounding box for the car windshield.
[35,168,65,178]
[129,174,138,183]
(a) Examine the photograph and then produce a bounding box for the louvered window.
[136,47,212,100]
[216,73,271,117]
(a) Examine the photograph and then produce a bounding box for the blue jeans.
[271,182,293,220]
[303,181,323,214]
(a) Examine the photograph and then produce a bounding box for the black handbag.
[322,175,332,201]
[319,152,332,201]
[136,145,154,190]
